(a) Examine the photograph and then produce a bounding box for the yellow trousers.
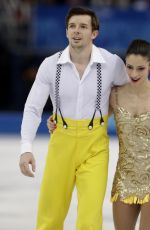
[36,116,109,230]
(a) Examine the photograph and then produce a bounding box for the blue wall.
[30,6,150,54]
[0,112,116,135]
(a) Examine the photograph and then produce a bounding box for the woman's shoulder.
[110,83,130,109]
[112,83,130,94]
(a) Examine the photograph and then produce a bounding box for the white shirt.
[21,44,129,154]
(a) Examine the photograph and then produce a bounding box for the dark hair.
[126,39,150,61]
[65,7,99,31]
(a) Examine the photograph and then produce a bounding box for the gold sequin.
[111,107,150,204]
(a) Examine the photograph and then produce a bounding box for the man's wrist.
[20,142,33,156]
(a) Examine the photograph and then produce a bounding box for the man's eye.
[127,66,132,70]
[138,67,145,71]
[69,25,75,28]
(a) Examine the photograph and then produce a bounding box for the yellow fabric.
[36,115,109,230]
[111,193,150,204]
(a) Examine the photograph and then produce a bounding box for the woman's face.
[126,54,150,85]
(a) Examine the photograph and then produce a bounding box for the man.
[19,6,128,230]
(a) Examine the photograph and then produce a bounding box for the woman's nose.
[131,69,138,77]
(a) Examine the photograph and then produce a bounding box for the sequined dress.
[111,107,150,204]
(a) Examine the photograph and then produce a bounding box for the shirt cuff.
[20,142,33,156]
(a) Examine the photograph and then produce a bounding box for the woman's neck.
[128,80,150,95]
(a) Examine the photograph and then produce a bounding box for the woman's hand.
[47,115,57,133]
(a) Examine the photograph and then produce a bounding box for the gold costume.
[111,107,150,204]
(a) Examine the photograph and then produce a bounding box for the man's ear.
[66,29,68,39]
[92,30,99,40]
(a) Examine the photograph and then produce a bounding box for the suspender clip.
[63,124,68,129]
[88,125,93,130]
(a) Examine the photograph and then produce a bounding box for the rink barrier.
[0,112,117,135]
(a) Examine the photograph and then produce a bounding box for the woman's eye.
[81,25,86,29]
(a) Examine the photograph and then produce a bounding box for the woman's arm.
[109,87,116,116]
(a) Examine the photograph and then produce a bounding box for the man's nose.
[74,26,80,33]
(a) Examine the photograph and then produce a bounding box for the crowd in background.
[1,0,150,7]
[0,0,150,49]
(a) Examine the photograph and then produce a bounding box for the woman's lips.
[131,78,140,82]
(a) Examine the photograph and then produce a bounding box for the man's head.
[66,7,99,49]
[66,7,99,32]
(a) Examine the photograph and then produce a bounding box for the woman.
[47,39,150,230]
[110,39,150,230]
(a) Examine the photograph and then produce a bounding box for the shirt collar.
[57,46,71,64]
[90,44,106,64]
[57,44,106,65]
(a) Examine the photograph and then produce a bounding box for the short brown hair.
[66,7,99,31]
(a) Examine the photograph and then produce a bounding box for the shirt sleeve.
[20,58,51,155]
[113,55,129,86]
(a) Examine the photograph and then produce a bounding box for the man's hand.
[47,115,57,133]
[19,152,36,177]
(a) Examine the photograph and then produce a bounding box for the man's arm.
[113,55,129,86]
[20,58,51,177]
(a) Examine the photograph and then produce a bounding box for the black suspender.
[54,51,68,128]
[88,63,104,129]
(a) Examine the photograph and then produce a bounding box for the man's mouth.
[73,37,81,40]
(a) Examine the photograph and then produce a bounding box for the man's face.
[66,15,98,49]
